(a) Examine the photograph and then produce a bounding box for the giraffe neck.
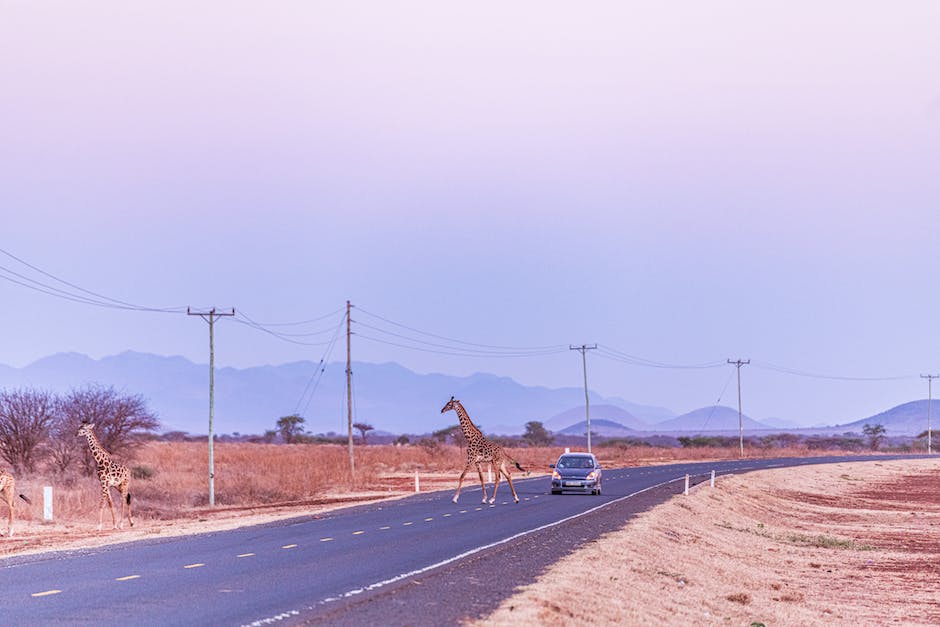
[453,401,483,441]
[83,431,113,469]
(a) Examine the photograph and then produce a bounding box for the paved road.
[0,455,918,625]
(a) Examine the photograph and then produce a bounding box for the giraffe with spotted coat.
[0,469,31,538]
[78,421,134,530]
[441,396,528,504]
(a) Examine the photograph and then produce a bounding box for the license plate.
[564,481,581,487]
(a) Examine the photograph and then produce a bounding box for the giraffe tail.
[19,494,31,505]
[514,461,531,476]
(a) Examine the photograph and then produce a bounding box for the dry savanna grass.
[3,441,882,559]
[477,458,940,626]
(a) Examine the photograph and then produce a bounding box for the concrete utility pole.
[346,300,355,475]
[728,359,750,458]
[921,374,939,454]
[188,307,235,507]
[570,344,597,452]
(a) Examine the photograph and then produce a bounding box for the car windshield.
[558,456,594,469]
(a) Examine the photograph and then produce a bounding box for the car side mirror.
[549,464,555,469]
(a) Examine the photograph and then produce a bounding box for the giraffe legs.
[100,484,118,531]
[475,463,488,504]
[487,462,520,504]
[119,478,134,528]
[453,462,473,504]
[2,483,13,538]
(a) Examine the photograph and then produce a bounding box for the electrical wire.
[752,361,917,382]
[596,344,726,370]
[355,306,568,352]
[295,315,345,416]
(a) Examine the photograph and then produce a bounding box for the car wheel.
[596,485,602,495]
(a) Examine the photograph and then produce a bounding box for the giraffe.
[77,421,134,530]
[0,469,31,538]
[441,396,527,505]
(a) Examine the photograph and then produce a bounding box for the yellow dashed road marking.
[352,531,365,535]
[282,544,298,549]
[320,537,334,542]
[459,510,467,514]
[184,563,205,569]
[424,517,433,522]
[31,590,61,597]
[443,513,451,517]
[237,553,255,558]
[403,522,413,526]
[379,525,391,530]
[115,575,140,581]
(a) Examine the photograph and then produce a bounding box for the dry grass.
[3,441,878,560]
[476,458,940,626]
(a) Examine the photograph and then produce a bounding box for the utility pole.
[570,344,597,452]
[346,300,355,475]
[921,374,939,454]
[728,359,750,458]
[188,307,235,507]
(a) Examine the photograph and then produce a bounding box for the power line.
[596,344,725,370]
[752,361,916,381]
[355,306,568,352]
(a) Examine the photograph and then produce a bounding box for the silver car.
[550,452,602,495]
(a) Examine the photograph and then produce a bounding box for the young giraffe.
[77,421,134,530]
[441,396,527,505]
[1,469,32,538]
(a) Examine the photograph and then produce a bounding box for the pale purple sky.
[1,2,939,426]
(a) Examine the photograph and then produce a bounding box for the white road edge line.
[317,476,685,605]
[244,474,693,625]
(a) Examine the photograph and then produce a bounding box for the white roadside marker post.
[711,470,716,488]
[43,486,53,521]
[414,471,420,493]
[684,474,690,496]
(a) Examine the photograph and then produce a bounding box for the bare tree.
[0,388,58,473]
[57,385,159,475]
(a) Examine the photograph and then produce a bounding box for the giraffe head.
[77,421,95,437]
[441,396,458,414]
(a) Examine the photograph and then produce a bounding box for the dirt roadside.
[476,458,940,626]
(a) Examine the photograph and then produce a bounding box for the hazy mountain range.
[0,352,935,437]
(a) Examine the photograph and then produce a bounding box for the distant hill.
[650,405,773,433]
[833,400,940,436]
[557,418,638,437]
[545,404,649,432]
[0,351,657,436]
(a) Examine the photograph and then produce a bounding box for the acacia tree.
[56,385,159,475]
[353,422,374,444]
[276,414,306,444]
[522,421,554,447]
[863,423,887,451]
[0,388,58,473]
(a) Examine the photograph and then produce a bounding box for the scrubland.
[3,441,886,558]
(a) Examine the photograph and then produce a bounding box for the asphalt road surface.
[0,455,919,626]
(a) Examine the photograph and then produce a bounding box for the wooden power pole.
[922,374,939,454]
[728,359,750,458]
[346,300,355,475]
[187,307,235,507]
[570,344,597,453]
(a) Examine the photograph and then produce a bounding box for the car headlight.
[552,470,561,480]
[586,470,598,480]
